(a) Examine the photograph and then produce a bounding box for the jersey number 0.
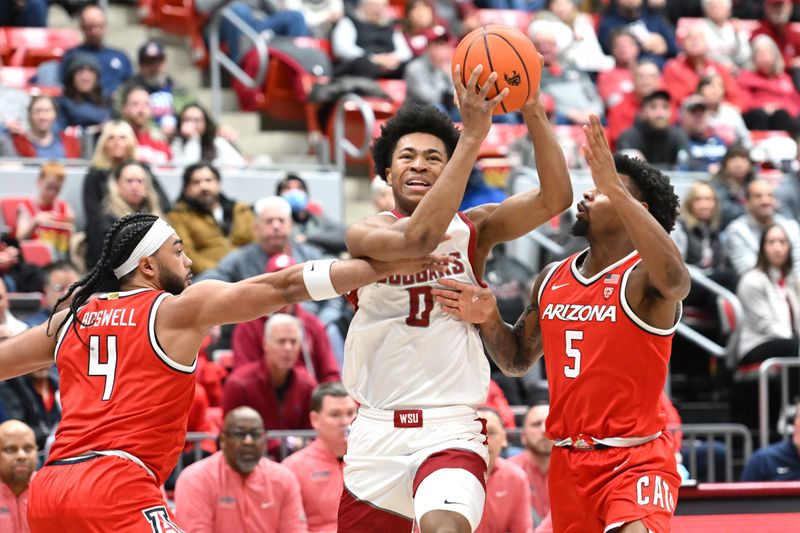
[89,335,118,401]
[406,286,434,327]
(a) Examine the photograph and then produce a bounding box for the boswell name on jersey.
[380,252,467,287]
[79,308,139,329]
[540,303,617,323]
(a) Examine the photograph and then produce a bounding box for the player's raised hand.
[453,63,508,141]
[432,278,497,324]
[370,253,453,278]
[583,115,623,195]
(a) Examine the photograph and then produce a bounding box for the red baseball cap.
[265,253,297,273]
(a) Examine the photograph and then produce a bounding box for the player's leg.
[413,450,487,533]
[29,456,183,532]
[338,487,414,533]
[548,446,606,533]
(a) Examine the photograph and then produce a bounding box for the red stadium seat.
[476,123,527,158]
[475,9,532,34]
[4,28,81,67]
[139,0,208,66]
[20,240,55,267]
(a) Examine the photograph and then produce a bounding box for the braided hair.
[47,213,159,342]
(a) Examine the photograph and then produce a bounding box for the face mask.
[282,189,309,214]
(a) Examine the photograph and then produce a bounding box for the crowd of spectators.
[4,0,800,530]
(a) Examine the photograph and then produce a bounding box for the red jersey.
[47,288,195,485]
[19,198,73,256]
[538,250,676,441]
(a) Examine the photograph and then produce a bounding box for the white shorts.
[341,405,489,531]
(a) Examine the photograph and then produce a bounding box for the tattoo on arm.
[480,300,542,376]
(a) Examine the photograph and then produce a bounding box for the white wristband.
[303,259,339,301]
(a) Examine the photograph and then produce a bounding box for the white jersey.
[343,211,490,409]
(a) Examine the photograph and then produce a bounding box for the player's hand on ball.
[520,54,545,115]
[371,254,453,277]
[583,115,622,195]
[432,278,497,324]
[453,63,508,141]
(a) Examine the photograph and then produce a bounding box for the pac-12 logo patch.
[603,286,614,300]
[143,506,184,533]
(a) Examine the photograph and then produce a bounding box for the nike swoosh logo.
[309,262,315,271]
[613,457,630,471]
[551,283,570,291]
[444,499,467,506]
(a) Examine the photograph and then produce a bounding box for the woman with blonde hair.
[83,121,169,223]
[85,161,166,272]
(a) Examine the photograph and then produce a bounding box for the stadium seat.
[138,0,208,66]
[3,28,81,67]
[19,240,55,267]
[476,123,527,158]
[475,9,532,34]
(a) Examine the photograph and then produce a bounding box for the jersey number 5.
[89,335,118,401]
[564,330,583,378]
[406,286,433,327]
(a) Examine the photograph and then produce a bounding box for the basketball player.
[433,116,689,533]
[0,212,451,532]
[339,64,573,533]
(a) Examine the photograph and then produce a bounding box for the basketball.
[451,25,541,114]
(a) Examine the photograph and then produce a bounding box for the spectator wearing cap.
[607,59,666,144]
[174,407,308,532]
[404,26,458,120]
[120,84,171,165]
[331,0,413,79]
[60,5,133,99]
[530,24,604,126]
[617,90,688,169]
[751,0,800,91]
[677,94,728,172]
[115,40,194,137]
[276,174,346,256]
[232,252,340,382]
[167,162,256,274]
[56,53,112,132]
[222,314,317,457]
[597,0,677,68]
[662,24,744,112]
[283,383,356,532]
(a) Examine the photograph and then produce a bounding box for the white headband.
[113,218,176,279]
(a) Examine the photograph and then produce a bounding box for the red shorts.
[28,455,184,533]
[548,433,680,533]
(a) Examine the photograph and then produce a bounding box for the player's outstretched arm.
[465,61,573,250]
[345,65,508,262]
[0,309,66,380]
[431,267,553,377]
[167,255,452,331]
[583,115,690,304]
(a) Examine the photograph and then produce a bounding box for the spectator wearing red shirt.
[0,421,36,533]
[10,96,81,159]
[283,383,357,533]
[120,85,171,165]
[739,34,800,135]
[174,407,308,533]
[508,404,552,527]
[596,29,641,108]
[607,59,665,144]
[751,0,800,91]
[231,253,340,382]
[474,407,533,533]
[223,313,317,456]
[662,24,744,111]
[15,162,74,260]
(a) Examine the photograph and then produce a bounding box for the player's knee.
[418,510,472,533]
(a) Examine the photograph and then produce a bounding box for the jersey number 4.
[406,286,433,327]
[564,330,583,378]
[89,335,118,401]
